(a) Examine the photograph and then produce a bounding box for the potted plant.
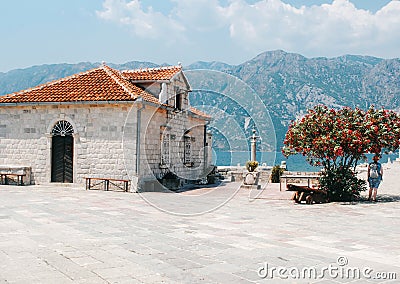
[271,165,284,183]
[246,161,259,172]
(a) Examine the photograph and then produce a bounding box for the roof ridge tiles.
[122,65,182,73]
[100,64,138,100]
[101,64,162,105]
[189,107,212,119]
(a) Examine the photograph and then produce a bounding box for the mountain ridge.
[1,50,399,149]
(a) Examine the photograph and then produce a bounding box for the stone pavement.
[1,164,400,283]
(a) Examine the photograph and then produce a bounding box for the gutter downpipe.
[203,121,210,176]
[135,98,145,190]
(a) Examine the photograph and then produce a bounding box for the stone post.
[250,128,259,162]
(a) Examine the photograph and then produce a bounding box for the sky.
[0,0,399,72]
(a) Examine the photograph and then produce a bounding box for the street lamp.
[250,127,259,162]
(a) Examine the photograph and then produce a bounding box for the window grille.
[51,120,74,136]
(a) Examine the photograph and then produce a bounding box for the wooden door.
[51,135,73,183]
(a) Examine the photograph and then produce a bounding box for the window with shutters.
[184,135,191,165]
[161,132,170,166]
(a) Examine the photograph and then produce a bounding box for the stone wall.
[0,103,135,184]
[138,73,209,188]
[0,101,209,188]
[139,106,206,178]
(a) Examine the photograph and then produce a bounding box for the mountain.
[186,61,234,72]
[187,51,400,150]
[1,51,400,150]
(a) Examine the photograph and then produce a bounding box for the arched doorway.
[51,121,74,183]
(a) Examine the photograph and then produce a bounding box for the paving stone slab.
[0,165,399,283]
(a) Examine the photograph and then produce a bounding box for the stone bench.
[0,173,26,186]
[0,166,31,185]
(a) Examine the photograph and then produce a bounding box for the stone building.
[0,64,212,191]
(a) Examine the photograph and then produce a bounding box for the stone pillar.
[206,131,213,167]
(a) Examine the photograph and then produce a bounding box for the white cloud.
[171,0,226,32]
[224,0,400,58]
[96,0,185,40]
[97,0,400,59]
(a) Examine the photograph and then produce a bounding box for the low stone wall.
[217,166,272,183]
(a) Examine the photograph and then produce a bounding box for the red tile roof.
[102,65,161,105]
[122,65,182,81]
[0,64,210,119]
[0,65,147,104]
[189,107,212,119]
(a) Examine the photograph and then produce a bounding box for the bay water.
[213,151,399,172]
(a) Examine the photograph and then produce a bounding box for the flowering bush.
[282,105,400,201]
[319,167,366,201]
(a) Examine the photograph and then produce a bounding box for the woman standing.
[368,155,383,202]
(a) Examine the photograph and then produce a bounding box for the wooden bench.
[85,177,129,192]
[286,184,328,204]
[0,173,26,186]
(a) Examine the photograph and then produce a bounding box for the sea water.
[213,151,399,172]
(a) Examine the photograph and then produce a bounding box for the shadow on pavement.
[374,194,400,203]
[339,194,400,205]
